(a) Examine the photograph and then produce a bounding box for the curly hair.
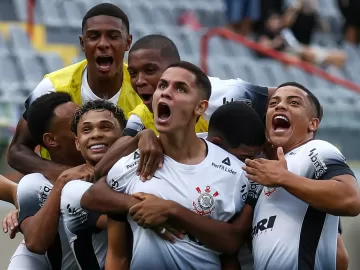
[71,100,127,135]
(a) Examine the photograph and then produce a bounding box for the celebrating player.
[244,82,360,270]
[95,34,275,180]
[60,100,127,270]
[7,3,141,182]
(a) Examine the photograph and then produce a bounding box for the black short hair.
[129,35,180,63]
[276,82,322,120]
[27,92,73,146]
[71,100,127,135]
[82,3,130,33]
[208,101,266,148]
[166,61,211,100]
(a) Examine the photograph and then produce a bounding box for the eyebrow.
[270,95,303,101]
[81,120,115,125]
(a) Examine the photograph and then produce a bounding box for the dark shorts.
[225,0,260,23]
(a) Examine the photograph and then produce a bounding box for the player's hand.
[152,224,185,243]
[2,209,19,239]
[129,193,172,227]
[57,164,95,185]
[243,147,288,187]
[136,130,164,181]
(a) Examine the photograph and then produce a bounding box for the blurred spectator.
[283,0,320,45]
[224,0,260,36]
[337,0,360,45]
[257,0,284,32]
[258,11,347,68]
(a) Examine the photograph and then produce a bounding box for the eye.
[159,83,166,90]
[146,67,156,74]
[109,34,120,39]
[290,100,300,105]
[128,70,137,78]
[88,35,98,40]
[177,87,185,92]
[82,127,91,133]
[269,101,278,107]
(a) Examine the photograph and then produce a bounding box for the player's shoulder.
[108,149,141,179]
[206,141,245,173]
[208,76,247,88]
[18,173,49,190]
[302,139,344,160]
[61,180,92,199]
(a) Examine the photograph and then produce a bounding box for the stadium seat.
[0,32,9,55]
[41,52,65,73]
[8,25,34,54]
[0,53,25,94]
[16,54,46,92]
[38,0,64,27]
[62,1,84,29]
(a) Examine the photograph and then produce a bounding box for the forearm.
[105,251,130,270]
[8,144,68,180]
[81,178,140,214]
[168,202,241,254]
[0,175,17,206]
[95,135,139,180]
[23,183,64,254]
[280,171,359,216]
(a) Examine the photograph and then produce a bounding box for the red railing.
[200,27,360,94]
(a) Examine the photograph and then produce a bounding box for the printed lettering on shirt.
[222,97,252,107]
[66,204,88,224]
[192,185,219,216]
[212,157,237,175]
[252,215,277,237]
[38,185,52,207]
[247,181,262,200]
[308,148,327,179]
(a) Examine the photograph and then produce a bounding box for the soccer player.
[95,34,275,179]
[104,61,258,269]
[243,82,360,270]
[7,3,141,182]
[12,92,89,270]
[60,100,127,270]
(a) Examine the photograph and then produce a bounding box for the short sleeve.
[61,180,100,235]
[205,77,269,120]
[106,150,140,193]
[17,173,51,226]
[122,114,145,137]
[302,140,355,181]
[22,78,56,120]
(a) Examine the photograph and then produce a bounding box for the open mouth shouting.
[272,114,291,134]
[156,102,171,123]
[96,55,114,73]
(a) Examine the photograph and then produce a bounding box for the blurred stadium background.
[0,0,360,268]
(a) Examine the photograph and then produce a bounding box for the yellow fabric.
[129,103,209,136]
[39,60,142,160]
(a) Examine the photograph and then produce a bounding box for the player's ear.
[195,100,208,117]
[308,117,320,133]
[75,136,81,151]
[125,34,132,51]
[79,35,85,52]
[43,133,58,149]
[208,136,222,146]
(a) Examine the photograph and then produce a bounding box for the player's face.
[48,102,85,165]
[80,15,132,79]
[75,110,122,166]
[229,145,264,162]
[152,67,208,134]
[128,49,170,112]
[266,86,319,152]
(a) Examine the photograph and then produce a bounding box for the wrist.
[277,169,291,187]
[167,200,180,219]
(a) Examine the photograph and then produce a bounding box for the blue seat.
[16,54,46,92]
[8,25,34,54]
[41,52,64,73]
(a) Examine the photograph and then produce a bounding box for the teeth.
[274,115,289,122]
[90,144,106,150]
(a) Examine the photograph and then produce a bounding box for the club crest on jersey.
[192,186,219,216]
[264,187,277,197]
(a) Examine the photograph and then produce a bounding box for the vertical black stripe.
[298,206,326,270]
[73,229,100,270]
[47,232,63,270]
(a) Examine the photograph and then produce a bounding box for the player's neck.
[159,129,207,165]
[282,135,314,154]
[87,69,123,99]
[49,152,84,172]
